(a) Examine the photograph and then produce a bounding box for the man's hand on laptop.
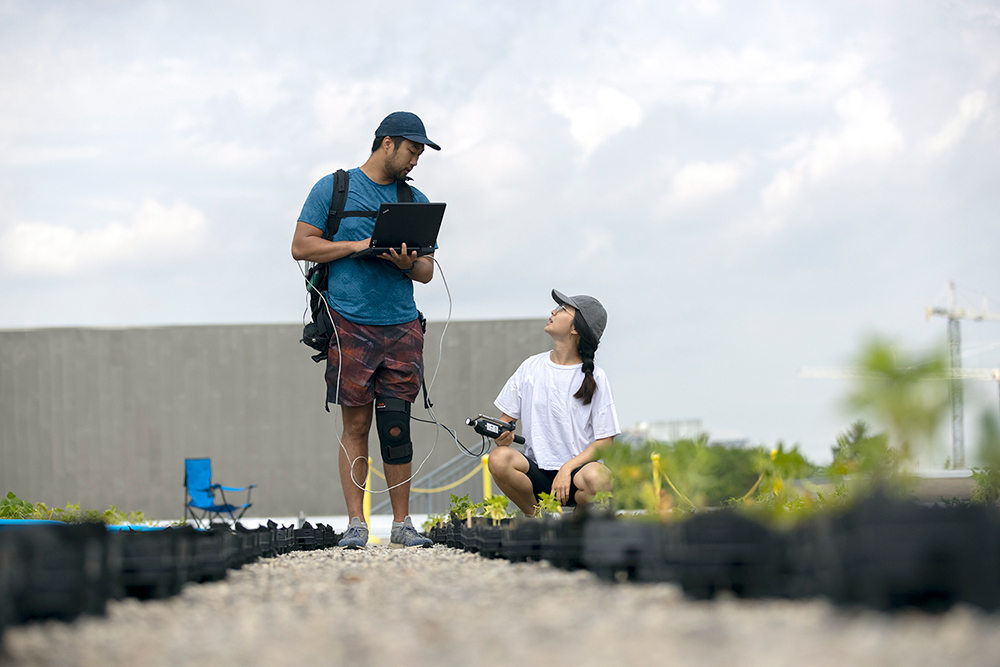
[380,242,418,270]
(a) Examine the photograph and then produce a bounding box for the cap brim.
[402,134,441,151]
[551,289,578,310]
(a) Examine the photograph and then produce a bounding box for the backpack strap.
[325,169,378,238]
[397,179,413,203]
[325,171,414,238]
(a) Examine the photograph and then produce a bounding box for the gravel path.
[3,545,1000,667]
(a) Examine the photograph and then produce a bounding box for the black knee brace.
[375,396,413,465]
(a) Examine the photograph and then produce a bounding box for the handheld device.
[466,415,525,445]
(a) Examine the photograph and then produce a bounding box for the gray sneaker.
[390,517,432,549]
[338,517,369,549]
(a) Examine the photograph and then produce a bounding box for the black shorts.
[524,457,586,507]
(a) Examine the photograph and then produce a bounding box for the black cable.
[411,416,492,457]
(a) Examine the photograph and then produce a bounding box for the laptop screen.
[368,202,446,252]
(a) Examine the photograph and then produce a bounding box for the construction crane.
[799,283,1000,469]
[925,282,1000,469]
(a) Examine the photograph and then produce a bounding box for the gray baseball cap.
[552,289,607,343]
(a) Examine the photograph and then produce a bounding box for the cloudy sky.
[2,0,999,463]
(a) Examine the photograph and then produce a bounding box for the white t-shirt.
[494,351,620,470]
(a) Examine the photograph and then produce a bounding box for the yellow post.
[363,457,381,544]
[482,455,491,500]
[650,452,662,498]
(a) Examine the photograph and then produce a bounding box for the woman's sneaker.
[338,517,369,549]
[390,517,432,548]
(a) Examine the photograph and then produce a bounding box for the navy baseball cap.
[374,111,441,151]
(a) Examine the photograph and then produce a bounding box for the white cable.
[422,258,490,458]
[427,256,451,393]
[297,255,451,495]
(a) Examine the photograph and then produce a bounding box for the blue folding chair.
[184,458,256,528]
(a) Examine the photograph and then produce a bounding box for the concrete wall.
[0,320,549,520]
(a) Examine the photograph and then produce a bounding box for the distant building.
[620,419,750,448]
[621,419,703,443]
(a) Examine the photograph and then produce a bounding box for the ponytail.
[572,312,599,405]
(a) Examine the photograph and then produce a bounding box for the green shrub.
[972,412,1000,505]
[0,492,144,524]
[599,436,769,510]
[0,491,37,519]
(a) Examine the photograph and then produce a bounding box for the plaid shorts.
[325,310,424,407]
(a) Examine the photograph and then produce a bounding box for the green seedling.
[448,493,478,520]
[535,492,562,517]
[422,514,448,532]
[592,490,613,510]
[481,495,510,524]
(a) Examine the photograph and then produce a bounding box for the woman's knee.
[488,447,518,476]
[576,462,612,494]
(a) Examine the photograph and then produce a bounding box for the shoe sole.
[339,542,367,549]
[389,542,432,549]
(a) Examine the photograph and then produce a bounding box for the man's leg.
[374,318,424,523]
[339,403,374,521]
[384,461,411,523]
[488,447,537,515]
[571,461,612,505]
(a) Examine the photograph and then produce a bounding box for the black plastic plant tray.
[582,517,665,582]
[118,527,190,600]
[501,518,543,562]
[671,511,785,600]
[836,495,1000,612]
[10,523,111,621]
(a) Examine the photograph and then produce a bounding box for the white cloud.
[4,145,103,165]
[667,158,749,205]
[0,200,207,275]
[548,84,643,154]
[761,86,904,211]
[178,139,277,169]
[926,90,989,153]
[687,0,722,17]
[617,42,867,112]
[573,227,614,264]
[313,80,408,144]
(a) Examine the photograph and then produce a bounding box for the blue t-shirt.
[298,167,431,325]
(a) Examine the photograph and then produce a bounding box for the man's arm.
[405,254,435,284]
[380,243,435,284]
[291,220,369,263]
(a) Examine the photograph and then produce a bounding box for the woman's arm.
[493,413,517,447]
[551,436,614,504]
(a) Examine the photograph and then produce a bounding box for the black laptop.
[350,202,446,259]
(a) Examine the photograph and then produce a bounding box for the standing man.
[291,111,440,549]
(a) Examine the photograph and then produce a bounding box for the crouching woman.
[488,290,619,514]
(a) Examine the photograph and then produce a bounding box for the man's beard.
[386,148,410,182]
